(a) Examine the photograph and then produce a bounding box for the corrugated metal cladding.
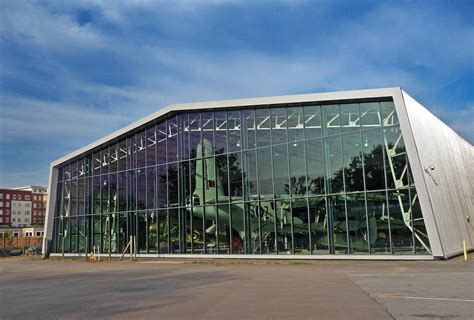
[402,91,474,258]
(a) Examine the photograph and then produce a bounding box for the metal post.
[130,235,133,260]
[463,240,468,261]
[134,235,137,260]
[85,236,88,261]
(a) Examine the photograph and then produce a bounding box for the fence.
[0,236,43,248]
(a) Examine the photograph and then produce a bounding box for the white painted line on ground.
[348,272,470,277]
[373,294,474,303]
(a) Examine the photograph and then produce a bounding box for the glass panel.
[214,111,227,155]
[328,195,348,254]
[360,102,381,128]
[243,150,258,198]
[92,176,100,214]
[362,128,386,191]
[227,111,241,153]
[127,170,136,212]
[258,147,273,198]
[342,132,364,192]
[292,197,310,254]
[249,201,261,254]
[384,126,408,189]
[275,199,292,254]
[100,174,109,213]
[158,209,168,253]
[137,168,146,210]
[146,167,156,209]
[101,148,110,174]
[201,112,214,154]
[78,178,85,215]
[304,105,322,139]
[156,122,167,164]
[204,206,217,253]
[110,144,118,172]
[259,200,276,254]
[308,196,329,254]
[324,135,344,194]
[157,165,167,208]
[230,203,245,254]
[78,216,86,253]
[70,179,78,216]
[118,213,127,253]
[84,177,91,215]
[272,144,289,199]
[127,136,136,170]
[181,114,190,160]
[411,188,431,254]
[242,110,256,149]
[346,193,369,254]
[189,113,201,159]
[218,204,230,253]
[78,158,86,178]
[322,104,340,136]
[62,164,71,181]
[70,217,78,253]
[71,161,78,180]
[289,142,307,197]
[118,171,127,212]
[148,211,158,253]
[256,108,271,147]
[109,173,117,213]
[270,107,287,144]
[287,107,304,142]
[306,138,324,195]
[93,214,101,249]
[118,140,127,171]
[381,101,398,127]
[146,126,156,166]
[366,191,391,254]
[167,163,179,207]
[340,103,360,134]
[167,117,178,163]
[169,209,180,253]
[137,212,147,253]
[216,155,229,202]
[388,190,414,254]
[93,152,101,175]
[228,152,243,199]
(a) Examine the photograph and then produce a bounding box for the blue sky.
[0,0,473,187]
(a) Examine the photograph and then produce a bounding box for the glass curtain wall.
[52,99,431,255]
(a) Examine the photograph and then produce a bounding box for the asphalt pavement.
[0,255,472,319]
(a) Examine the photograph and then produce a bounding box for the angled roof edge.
[51,87,401,167]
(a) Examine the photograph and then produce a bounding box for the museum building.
[42,88,473,259]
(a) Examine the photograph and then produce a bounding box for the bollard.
[463,240,467,261]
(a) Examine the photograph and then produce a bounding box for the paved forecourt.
[0,256,472,319]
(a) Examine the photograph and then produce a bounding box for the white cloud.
[0,1,473,187]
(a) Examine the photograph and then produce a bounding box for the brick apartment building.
[0,186,47,227]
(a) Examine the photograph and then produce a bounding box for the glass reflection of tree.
[228,153,243,197]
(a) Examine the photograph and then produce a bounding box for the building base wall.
[50,253,434,261]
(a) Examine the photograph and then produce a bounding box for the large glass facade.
[52,99,431,256]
